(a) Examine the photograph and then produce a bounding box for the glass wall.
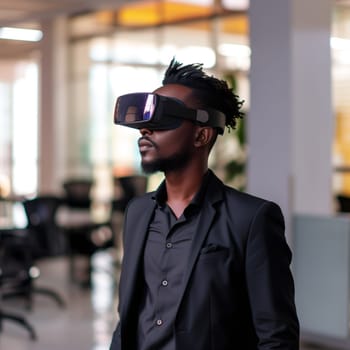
[0,59,38,197]
[332,6,350,196]
[67,4,249,190]
[64,1,350,200]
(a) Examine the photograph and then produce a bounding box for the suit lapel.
[174,172,224,315]
[120,196,156,319]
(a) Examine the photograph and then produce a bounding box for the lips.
[138,137,155,152]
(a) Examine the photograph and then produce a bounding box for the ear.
[194,127,216,148]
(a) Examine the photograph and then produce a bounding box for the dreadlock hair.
[162,58,244,131]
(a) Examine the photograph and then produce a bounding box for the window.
[0,60,38,196]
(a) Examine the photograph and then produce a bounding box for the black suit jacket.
[110,171,299,350]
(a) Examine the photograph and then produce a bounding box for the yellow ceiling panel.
[116,1,213,27]
[178,15,248,35]
[221,15,248,35]
[91,1,248,35]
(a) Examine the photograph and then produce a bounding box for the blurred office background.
[0,0,350,349]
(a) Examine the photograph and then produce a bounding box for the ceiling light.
[176,46,216,68]
[331,37,350,50]
[218,43,251,57]
[222,0,249,10]
[0,27,43,42]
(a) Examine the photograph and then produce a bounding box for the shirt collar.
[152,170,211,212]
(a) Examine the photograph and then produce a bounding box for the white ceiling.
[0,0,349,59]
[0,0,134,59]
[0,0,134,27]
[1,0,350,28]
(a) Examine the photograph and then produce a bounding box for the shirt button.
[161,280,168,286]
[166,242,172,248]
[156,319,163,326]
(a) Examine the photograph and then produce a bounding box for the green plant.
[222,72,247,191]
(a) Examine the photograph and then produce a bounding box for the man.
[110,59,299,350]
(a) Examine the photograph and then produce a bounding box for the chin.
[141,161,162,174]
[141,152,191,174]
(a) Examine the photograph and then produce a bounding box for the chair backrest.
[119,175,148,199]
[62,179,93,209]
[22,195,65,257]
[112,175,148,212]
[336,194,350,212]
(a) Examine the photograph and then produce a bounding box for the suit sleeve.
[109,202,133,350]
[245,201,300,349]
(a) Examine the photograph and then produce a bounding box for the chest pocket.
[198,244,230,261]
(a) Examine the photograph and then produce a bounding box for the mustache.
[138,136,158,149]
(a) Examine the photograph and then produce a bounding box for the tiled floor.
[0,250,119,350]
[0,249,339,350]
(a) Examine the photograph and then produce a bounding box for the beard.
[141,150,192,174]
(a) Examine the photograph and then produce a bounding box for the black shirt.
[136,174,209,350]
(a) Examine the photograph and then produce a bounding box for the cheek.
[151,122,197,156]
[172,124,197,144]
[162,130,195,154]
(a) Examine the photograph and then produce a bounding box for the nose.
[139,128,152,136]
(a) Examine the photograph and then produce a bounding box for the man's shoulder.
[130,191,154,202]
[125,191,155,212]
[224,185,268,205]
[208,170,270,208]
[225,185,283,223]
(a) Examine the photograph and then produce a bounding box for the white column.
[248,0,333,242]
[39,17,68,194]
[291,0,333,215]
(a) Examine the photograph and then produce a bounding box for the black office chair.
[111,175,148,268]
[60,179,114,286]
[336,194,350,212]
[112,175,148,212]
[21,195,66,308]
[0,228,37,339]
[62,179,93,209]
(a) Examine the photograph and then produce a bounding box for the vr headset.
[114,92,226,134]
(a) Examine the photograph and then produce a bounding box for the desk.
[0,199,36,340]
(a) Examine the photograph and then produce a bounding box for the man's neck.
[164,166,207,218]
